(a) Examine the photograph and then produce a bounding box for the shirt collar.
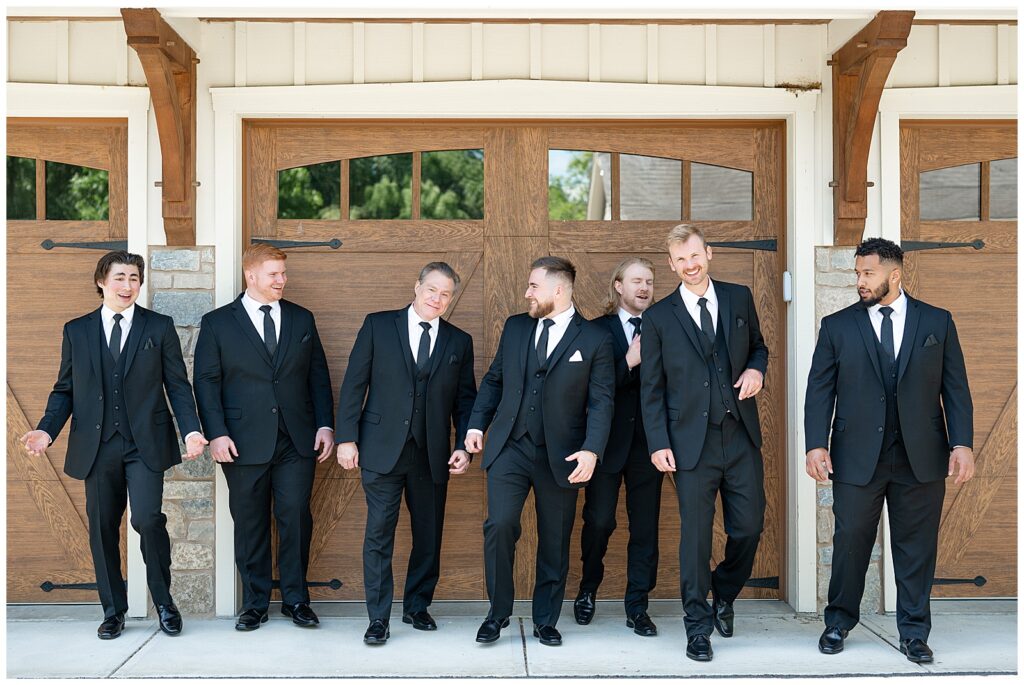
[678,278,718,311]
[408,304,439,332]
[101,303,135,326]
[868,288,907,317]
[544,304,576,327]
[617,307,642,326]
[242,291,280,314]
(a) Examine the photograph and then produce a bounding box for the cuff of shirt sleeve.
[183,431,201,443]
[467,428,484,437]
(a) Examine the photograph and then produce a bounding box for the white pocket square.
[569,350,583,362]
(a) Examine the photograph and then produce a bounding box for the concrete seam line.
[107,625,160,678]
[519,617,530,676]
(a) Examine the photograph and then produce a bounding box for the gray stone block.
[152,291,213,327]
[818,547,833,566]
[161,501,187,539]
[175,328,192,356]
[171,542,214,570]
[170,572,214,615]
[815,271,857,288]
[830,248,857,271]
[149,272,173,289]
[816,484,833,507]
[151,249,200,272]
[187,520,215,544]
[181,498,214,518]
[174,272,215,290]
[815,247,830,273]
[817,566,831,611]
[175,455,214,479]
[870,542,882,561]
[816,286,856,321]
[164,481,213,500]
[200,246,214,263]
[816,510,835,544]
[861,564,882,615]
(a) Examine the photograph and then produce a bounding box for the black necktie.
[698,297,715,344]
[416,321,432,373]
[260,305,277,358]
[880,306,895,362]
[537,319,555,367]
[109,313,123,363]
[628,317,642,339]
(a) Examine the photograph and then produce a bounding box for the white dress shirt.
[407,304,439,362]
[677,278,719,333]
[533,304,576,358]
[867,289,907,359]
[617,307,642,341]
[241,292,281,343]
[101,303,135,351]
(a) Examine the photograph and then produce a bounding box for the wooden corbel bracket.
[121,8,198,245]
[831,10,915,245]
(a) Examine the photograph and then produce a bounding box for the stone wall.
[149,247,216,615]
[813,247,883,616]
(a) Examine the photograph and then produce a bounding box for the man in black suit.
[194,243,335,631]
[805,237,974,663]
[573,257,663,637]
[21,251,207,640]
[641,224,769,662]
[335,262,477,645]
[466,256,615,647]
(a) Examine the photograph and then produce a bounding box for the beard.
[528,298,555,319]
[859,279,891,307]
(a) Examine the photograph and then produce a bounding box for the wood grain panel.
[7,119,121,170]
[274,220,484,252]
[483,236,546,358]
[917,222,1017,253]
[107,123,128,239]
[753,125,783,238]
[485,127,547,237]
[911,122,1017,170]
[6,222,116,254]
[550,221,757,253]
[246,125,277,238]
[548,125,756,171]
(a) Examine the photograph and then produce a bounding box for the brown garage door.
[900,120,1016,598]
[7,118,129,603]
[244,120,787,601]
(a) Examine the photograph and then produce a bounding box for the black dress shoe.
[156,603,182,636]
[533,624,563,646]
[818,626,848,654]
[235,608,269,632]
[402,610,437,631]
[97,613,125,640]
[711,585,734,638]
[900,638,934,663]
[363,619,390,645]
[686,634,713,661]
[282,602,320,627]
[476,617,510,644]
[626,611,658,637]
[573,590,596,625]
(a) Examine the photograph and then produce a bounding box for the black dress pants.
[825,441,945,641]
[675,416,765,637]
[221,426,315,611]
[85,433,172,619]
[360,437,448,621]
[484,434,579,626]
[579,436,663,615]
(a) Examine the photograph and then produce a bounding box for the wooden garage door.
[7,118,129,603]
[900,120,1016,598]
[244,120,786,601]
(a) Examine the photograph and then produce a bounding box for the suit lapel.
[670,291,704,357]
[273,301,294,368]
[897,297,922,383]
[545,313,583,370]
[122,306,148,375]
[606,314,629,357]
[394,309,416,380]
[87,308,103,382]
[717,282,733,349]
[428,319,450,380]
[854,306,884,384]
[230,295,274,367]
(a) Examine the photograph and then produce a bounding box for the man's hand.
[449,449,471,475]
[210,435,238,463]
[465,431,484,454]
[948,446,975,485]
[337,441,359,470]
[184,433,209,460]
[625,335,642,369]
[806,447,832,482]
[20,430,50,457]
[651,448,676,472]
[734,368,764,400]
[566,450,597,484]
[314,428,335,463]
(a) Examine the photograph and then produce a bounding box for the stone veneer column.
[148,247,216,615]
[813,247,883,617]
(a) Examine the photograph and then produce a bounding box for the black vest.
[512,329,547,445]
[874,334,902,451]
[100,326,131,442]
[409,359,429,448]
[689,313,738,425]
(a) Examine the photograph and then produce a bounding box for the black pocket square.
[923,334,939,348]
[143,337,155,350]
[736,318,747,328]
[449,354,458,364]
[301,332,311,343]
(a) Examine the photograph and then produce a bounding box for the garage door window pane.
[278,161,341,219]
[350,153,413,220]
[549,150,608,220]
[45,161,109,220]
[422,149,484,219]
[990,158,1017,220]
[620,154,681,220]
[7,156,35,220]
[919,163,980,221]
[691,162,753,220]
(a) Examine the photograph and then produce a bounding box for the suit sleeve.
[804,317,838,452]
[36,323,74,440]
[306,315,334,430]
[581,331,615,460]
[334,314,373,444]
[744,287,769,375]
[452,335,478,452]
[193,315,229,441]
[160,317,202,438]
[468,319,509,432]
[940,312,973,450]
[640,315,670,454]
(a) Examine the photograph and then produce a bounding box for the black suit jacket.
[193,295,334,464]
[36,305,201,480]
[640,280,769,470]
[594,313,647,474]
[804,295,973,485]
[468,311,615,489]
[335,308,477,484]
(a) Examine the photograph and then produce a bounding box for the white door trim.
[7,82,152,618]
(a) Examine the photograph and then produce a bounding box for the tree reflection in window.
[421,150,484,219]
[278,161,341,219]
[350,154,413,220]
[549,150,604,220]
[45,161,109,221]
[7,156,35,220]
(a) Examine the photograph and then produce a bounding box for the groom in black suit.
[641,224,769,662]
[21,250,207,640]
[466,256,615,647]
[335,262,477,645]
[805,237,974,663]
[194,243,335,631]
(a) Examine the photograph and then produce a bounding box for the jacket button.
[114,406,120,411]
[404,420,409,425]
[881,396,885,402]
[409,392,414,398]
[703,381,709,387]
[98,395,103,401]
[702,411,708,417]
[629,417,635,422]
[532,390,538,395]
[114,422,119,427]
[271,407,278,414]
[877,426,883,433]
[95,424,101,430]
[274,380,279,384]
